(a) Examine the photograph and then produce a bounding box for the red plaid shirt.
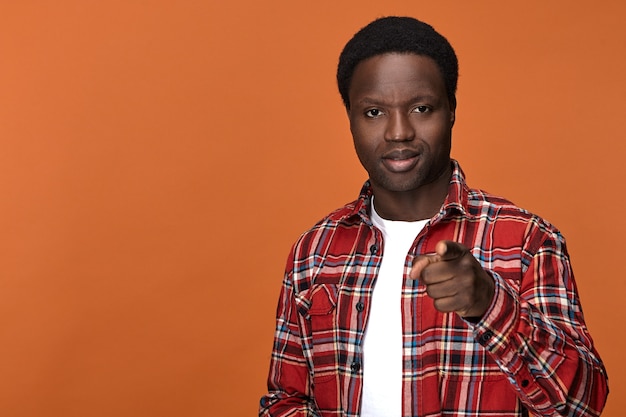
[260,161,608,417]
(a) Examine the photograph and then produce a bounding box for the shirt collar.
[339,159,470,225]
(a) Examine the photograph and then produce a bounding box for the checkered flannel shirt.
[260,160,608,417]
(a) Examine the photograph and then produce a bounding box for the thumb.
[409,253,440,280]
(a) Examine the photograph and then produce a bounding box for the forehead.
[349,53,446,101]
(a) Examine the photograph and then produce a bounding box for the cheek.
[350,123,376,149]
[352,136,370,161]
[351,134,378,168]
[353,134,379,158]
[349,118,366,138]
[418,119,452,147]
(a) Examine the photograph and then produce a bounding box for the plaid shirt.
[259,160,608,417]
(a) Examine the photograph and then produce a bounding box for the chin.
[374,176,425,193]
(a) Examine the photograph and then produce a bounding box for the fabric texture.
[360,206,426,416]
[259,160,608,417]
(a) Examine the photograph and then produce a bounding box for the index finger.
[409,241,469,280]
[436,240,469,261]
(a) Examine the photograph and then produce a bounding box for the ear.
[346,105,355,130]
[449,96,457,127]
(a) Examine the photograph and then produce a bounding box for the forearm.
[260,279,316,416]
[475,272,608,416]
[260,387,316,417]
[260,351,316,416]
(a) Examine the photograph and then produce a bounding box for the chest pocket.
[296,284,339,372]
[297,284,342,414]
[307,284,337,330]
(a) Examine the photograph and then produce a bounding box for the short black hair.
[337,16,458,109]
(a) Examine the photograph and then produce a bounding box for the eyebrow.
[355,94,439,107]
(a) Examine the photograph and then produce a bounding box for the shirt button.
[350,361,361,373]
[356,302,364,312]
[521,379,529,388]
[479,331,494,344]
[370,244,378,254]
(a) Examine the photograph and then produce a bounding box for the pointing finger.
[409,241,469,280]
[436,240,469,261]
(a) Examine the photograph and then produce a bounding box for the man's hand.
[409,240,495,319]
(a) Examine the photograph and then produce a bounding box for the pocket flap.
[296,284,338,318]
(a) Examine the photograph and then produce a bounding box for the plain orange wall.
[1,1,624,416]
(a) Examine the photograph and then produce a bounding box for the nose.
[384,111,415,142]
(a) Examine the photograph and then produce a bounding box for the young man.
[259,16,608,417]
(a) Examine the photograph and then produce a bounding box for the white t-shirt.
[361,202,427,417]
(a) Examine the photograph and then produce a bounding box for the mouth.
[382,149,420,173]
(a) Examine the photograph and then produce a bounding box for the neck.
[371,164,452,222]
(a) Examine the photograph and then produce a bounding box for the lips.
[382,149,420,173]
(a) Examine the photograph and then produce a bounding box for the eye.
[365,108,384,118]
[413,105,430,113]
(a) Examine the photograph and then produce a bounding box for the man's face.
[347,53,455,195]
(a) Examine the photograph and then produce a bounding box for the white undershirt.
[361,201,427,417]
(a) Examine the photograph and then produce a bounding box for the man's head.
[337,16,458,110]
[339,17,459,220]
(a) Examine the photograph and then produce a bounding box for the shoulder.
[465,187,527,217]
[282,198,367,291]
[464,186,565,249]
[450,161,559,236]
[293,199,363,251]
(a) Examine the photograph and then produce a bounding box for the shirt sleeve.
[259,269,317,417]
[472,224,609,416]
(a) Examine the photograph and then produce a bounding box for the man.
[259,16,608,417]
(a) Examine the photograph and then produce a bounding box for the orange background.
[1,1,624,416]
